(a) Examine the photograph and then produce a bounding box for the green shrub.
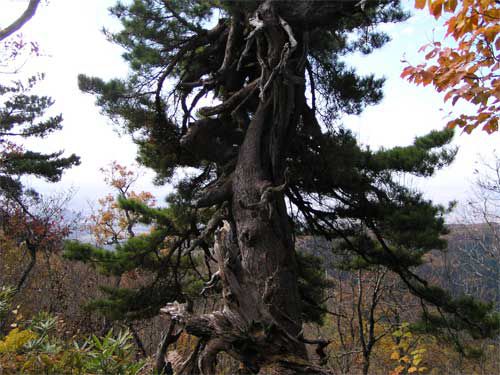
[0,309,144,374]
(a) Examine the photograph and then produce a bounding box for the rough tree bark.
[160,1,331,374]
[81,1,498,372]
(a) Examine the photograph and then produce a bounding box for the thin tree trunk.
[16,243,36,293]
[155,321,176,374]
[362,356,371,375]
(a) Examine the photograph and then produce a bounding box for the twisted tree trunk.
[161,2,330,373]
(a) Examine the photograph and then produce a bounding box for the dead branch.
[155,319,183,374]
[155,20,227,118]
[219,15,243,74]
[198,79,259,117]
[195,178,233,208]
[0,0,41,42]
[237,12,265,71]
[185,203,229,254]
[298,336,331,364]
[200,271,220,296]
[198,338,228,375]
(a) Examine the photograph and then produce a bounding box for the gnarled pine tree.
[75,1,499,373]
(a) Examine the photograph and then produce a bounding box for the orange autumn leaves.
[402,0,499,133]
[88,162,155,246]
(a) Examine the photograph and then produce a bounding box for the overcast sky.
[1,0,498,219]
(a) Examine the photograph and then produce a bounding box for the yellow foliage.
[101,211,113,222]
[388,323,432,374]
[0,328,37,353]
[391,365,405,375]
[87,162,157,246]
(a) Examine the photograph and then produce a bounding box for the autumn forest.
[0,1,499,374]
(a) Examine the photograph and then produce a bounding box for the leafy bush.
[0,308,143,374]
[389,323,429,375]
[0,328,37,353]
[79,330,144,374]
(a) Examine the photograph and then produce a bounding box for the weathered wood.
[160,1,337,373]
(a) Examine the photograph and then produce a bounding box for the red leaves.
[414,0,459,19]
[429,0,444,19]
[406,0,499,134]
[415,0,427,9]
[425,48,438,60]
[0,196,72,255]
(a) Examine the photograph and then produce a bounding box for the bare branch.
[218,15,243,74]
[185,203,229,254]
[195,178,233,208]
[198,79,259,117]
[237,12,264,71]
[0,0,41,42]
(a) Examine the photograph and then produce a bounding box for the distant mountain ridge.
[296,223,499,305]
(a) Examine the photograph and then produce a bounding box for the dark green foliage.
[411,293,500,357]
[74,0,499,346]
[371,129,457,176]
[307,2,408,121]
[86,283,185,321]
[415,292,500,340]
[66,227,171,276]
[64,191,203,321]
[0,75,80,198]
[289,128,454,266]
[79,0,409,181]
[296,252,333,324]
